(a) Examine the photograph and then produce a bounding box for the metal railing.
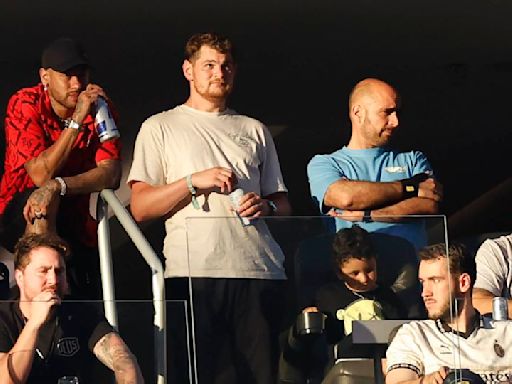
[96,189,167,384]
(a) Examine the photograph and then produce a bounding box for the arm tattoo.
[31,184,55,205]
[95,333,115,369]
[94,333,142,384]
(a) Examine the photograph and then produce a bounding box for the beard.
[194,81,232,101]
[362,119,393,147]
[427,291,465,321]
[48,88,79,111]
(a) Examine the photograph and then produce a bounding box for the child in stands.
[279,225,406,383]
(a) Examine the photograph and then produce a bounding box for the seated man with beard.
[0,234,144,384]
[386,243,512,384]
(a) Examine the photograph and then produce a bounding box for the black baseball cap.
[41,38,89,72]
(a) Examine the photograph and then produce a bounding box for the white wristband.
[66,119,81,130]
[186,174,200,210]
[54,177,67,196]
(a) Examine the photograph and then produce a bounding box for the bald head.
[349,78,397,112]
[347,78,400,149]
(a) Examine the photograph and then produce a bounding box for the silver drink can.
[95,97,120,142]
[229,188,251,226]
[492,297,509,321]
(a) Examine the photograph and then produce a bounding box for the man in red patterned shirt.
[0,38,121,298]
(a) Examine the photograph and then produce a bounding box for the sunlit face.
[15,246,68,302]
[360,85,399,147]
[339,257,378,292]
[183,45,235,102]
[40,66,89,112]
[419,257,462,321]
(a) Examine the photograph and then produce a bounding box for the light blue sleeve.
[412,151,434,176]
[307,155,345,214]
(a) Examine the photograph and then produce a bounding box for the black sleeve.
[0,322,13,352]
[88,320,116,352]
[66,302,115,352]
[0,303,18,353]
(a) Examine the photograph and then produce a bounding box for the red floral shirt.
[0,83,121,246]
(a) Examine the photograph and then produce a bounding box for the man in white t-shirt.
[386,243,512,384]
[473,233,512,319]
[127,32,291,384]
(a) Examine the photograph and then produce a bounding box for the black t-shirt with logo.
[0,299,114,383]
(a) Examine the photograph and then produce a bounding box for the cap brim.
[50,59,89,73]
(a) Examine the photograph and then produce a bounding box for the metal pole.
[96,194,119,330]
[99,189,167,384]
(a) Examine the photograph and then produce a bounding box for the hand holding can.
[229,189,251,226]
[492,297,509,321]
[95,97,120,142]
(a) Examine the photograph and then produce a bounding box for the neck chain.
[345,282,367,300]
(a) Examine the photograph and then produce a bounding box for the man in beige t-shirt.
[128,33,291,384]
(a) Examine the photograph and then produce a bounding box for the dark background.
[2,1,512,381]
[2,0,512,230]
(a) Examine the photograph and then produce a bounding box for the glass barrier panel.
[185,215,448,384]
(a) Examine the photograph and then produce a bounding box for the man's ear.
[351,104,364,124]
[459,272,472,294]
[14,269,23,289]
[182,60,193,81]
[39,68,49,87]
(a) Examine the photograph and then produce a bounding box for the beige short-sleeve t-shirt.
[128,105,287,279]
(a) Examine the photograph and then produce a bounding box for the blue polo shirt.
[307,146,433,250]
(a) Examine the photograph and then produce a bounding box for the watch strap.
[363,209,372,223]
[66,119,81,130]
[267,200,278,216]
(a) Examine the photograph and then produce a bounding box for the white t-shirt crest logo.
[228,133,252,148]
[385,166,407,173]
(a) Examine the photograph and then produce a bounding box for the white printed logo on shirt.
[384,166,407,173]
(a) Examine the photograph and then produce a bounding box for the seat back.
[321,359,375,384]
[294,233,337,310]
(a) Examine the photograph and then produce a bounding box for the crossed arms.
[324,177,443,222]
